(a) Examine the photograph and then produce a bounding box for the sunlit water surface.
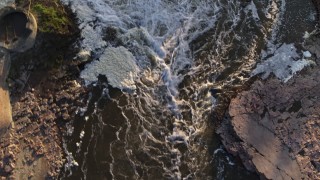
[59,0,316,179]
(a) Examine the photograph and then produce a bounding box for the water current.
[59,0,316,179]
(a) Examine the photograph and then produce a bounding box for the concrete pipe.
[0,6,37,136]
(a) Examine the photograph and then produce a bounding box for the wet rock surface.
[219,56,320,179]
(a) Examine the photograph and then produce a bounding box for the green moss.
[32,3,71,33]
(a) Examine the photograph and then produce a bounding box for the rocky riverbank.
[0,0,90,179]
[0,50,89,179]
[0,77,87,178]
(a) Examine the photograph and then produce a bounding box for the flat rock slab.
[230,94,301,180]
[219,61,320,179]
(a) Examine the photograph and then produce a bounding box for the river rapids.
[58,0,316,179]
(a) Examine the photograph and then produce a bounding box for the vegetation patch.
[32,3,70,33]
[16,0,75,34]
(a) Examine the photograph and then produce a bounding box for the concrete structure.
[0,6,37,136]
[0,6,37,52]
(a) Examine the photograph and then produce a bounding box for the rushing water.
[59,0,316,179]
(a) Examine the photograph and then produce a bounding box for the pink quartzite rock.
[219,61,320,179]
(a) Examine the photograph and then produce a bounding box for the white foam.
[167,127,189,145]
[60,0,120,53]
[60,0,259,177]
[262,0,286,59]
[61,0,219,92]
[214,148,224,155]
[244,1,260,22]
[303,31,310,39]
[303,51,312,58]
[79,130,85,139]
[120,27,165,58]
[252,0,311,83]
[252,43,311,82]
[62,139,77,175]
[80,46,139,90]
[226,156,235,166]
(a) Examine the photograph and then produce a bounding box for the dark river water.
[59,0,316,179]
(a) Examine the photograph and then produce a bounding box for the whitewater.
[58,0,316,179]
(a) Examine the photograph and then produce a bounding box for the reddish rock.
[219,63,320,179]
